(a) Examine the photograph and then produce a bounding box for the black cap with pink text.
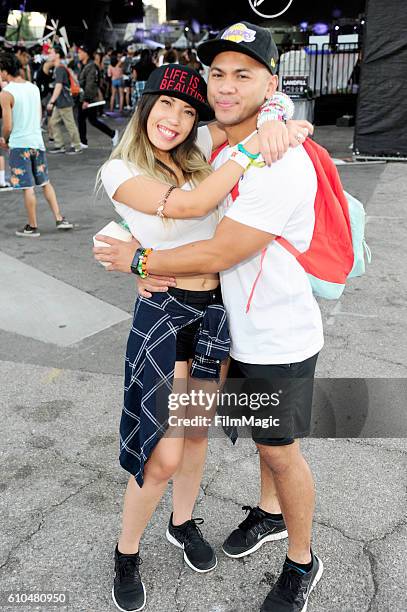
[142,64,213,121]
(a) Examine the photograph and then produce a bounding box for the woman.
[108,55,124,112]
[99,64,308,612]
[131,49,156,109]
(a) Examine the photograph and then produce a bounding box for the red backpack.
[211,139,358,311]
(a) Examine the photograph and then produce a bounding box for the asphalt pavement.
[0,118,406,612]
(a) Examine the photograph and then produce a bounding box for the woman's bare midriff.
[174,273,219,291]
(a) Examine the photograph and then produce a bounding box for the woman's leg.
[110,86,116,111]
[118,87,124,112]
[172,360,229,525]
[117,361,188,554]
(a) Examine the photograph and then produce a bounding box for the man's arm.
[0,91,13,143]
[49,82,63,105]
[93,216,275,275]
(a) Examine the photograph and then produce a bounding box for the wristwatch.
[130,247,145,276]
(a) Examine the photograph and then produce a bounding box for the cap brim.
[198,39,275,74]
[142,89,214,122]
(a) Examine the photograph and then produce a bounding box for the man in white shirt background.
[94,22,324,612]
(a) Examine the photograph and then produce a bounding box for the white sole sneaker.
[222,528,288,559]
[166,529,218,573]
[300,555,324,612]
[111,583,146,612]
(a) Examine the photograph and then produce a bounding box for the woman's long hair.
[100,93,212,189]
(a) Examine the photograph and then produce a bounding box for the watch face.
[248,0,294,19]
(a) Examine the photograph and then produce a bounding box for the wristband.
[237,144,259,160]
[257,92,295,130]
[131,247,153,278]
[229,148,255,170]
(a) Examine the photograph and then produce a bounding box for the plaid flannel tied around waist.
[120,291,230,486]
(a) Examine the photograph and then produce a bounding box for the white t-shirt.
[214,142,324,365]
[101,126,217,249]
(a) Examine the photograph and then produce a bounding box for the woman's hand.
[286,120,314,147]
[137,274,177,298]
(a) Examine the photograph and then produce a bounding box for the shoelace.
[239,505,265,532]
[182,518,206,549]
[273,565,308,604]
[118,555,143,582]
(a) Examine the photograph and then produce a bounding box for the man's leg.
[42,182,63,221]
[60,107,81,149]
[87,107,115,139]
[49,108,65,149]
[259,453,282,514]
[23,187,38,227]
[257,441,314,563]
[77,105,87,145]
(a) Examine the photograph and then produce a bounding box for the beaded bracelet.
[257,92,295,129]
[156,185,176,218]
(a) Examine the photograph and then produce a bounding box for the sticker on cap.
[221,23,256,44]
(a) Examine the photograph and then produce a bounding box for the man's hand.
[46,102,54,112]
[286,120,314,148]
[137,275,177,298]
[0,137,8,150]
[258,120,290,166]
[93,235,139,273]
[82,101,89,110]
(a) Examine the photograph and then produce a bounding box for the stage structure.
[354,0,407,159]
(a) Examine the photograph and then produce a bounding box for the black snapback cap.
[198,21,279,75]
[143,64,213,121]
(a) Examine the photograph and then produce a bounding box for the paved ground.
[0,119,406,612]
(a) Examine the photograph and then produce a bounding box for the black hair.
[53,46,65,59]
[0,51,21,76]
[110,56,118,67]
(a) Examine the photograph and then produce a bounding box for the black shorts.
[168,286,223,362]
[226,353,319,446]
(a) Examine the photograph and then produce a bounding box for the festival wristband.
[229,148,256,170]
[257,92,295,129]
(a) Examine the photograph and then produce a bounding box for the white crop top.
[101,125,218,249]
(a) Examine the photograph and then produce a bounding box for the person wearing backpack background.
[94,22,325,612]
[46,46,82,155]
[77,44,119,149]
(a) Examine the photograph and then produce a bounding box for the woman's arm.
[112,133,260,219]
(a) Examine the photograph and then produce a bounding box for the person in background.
[77,44,118,148]
[108,55,124,113]
[0,51,73,237]
[15,46,32,82]
[46,46,82,155]
[162,48,179,65]
[131,49,156,108]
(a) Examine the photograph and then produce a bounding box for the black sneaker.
[48,147,66,154]
[56,217,73,230]
[260,553,323,612]
[222,506,288,558]
[15,224,40,237]
[112,546,146,612]
[166,514,217,573]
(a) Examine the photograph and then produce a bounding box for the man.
[77,44,118,148]
[0,52,73,237]
[15,46,32,82]
[94,23,324,612]
[46,46,82,155]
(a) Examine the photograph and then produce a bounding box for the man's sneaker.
[222,506,288,558]
[65,146,83,155]
[80,142,89,149]
[56,217,73,230]
[15,224,40,237]
[260,553,324,612]
[166,514,217,573]
[112,546,146,612]
[48,147,66,154]
[0,183,13,191]
[112,130,120,147]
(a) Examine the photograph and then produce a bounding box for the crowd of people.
[0,40,204,236]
